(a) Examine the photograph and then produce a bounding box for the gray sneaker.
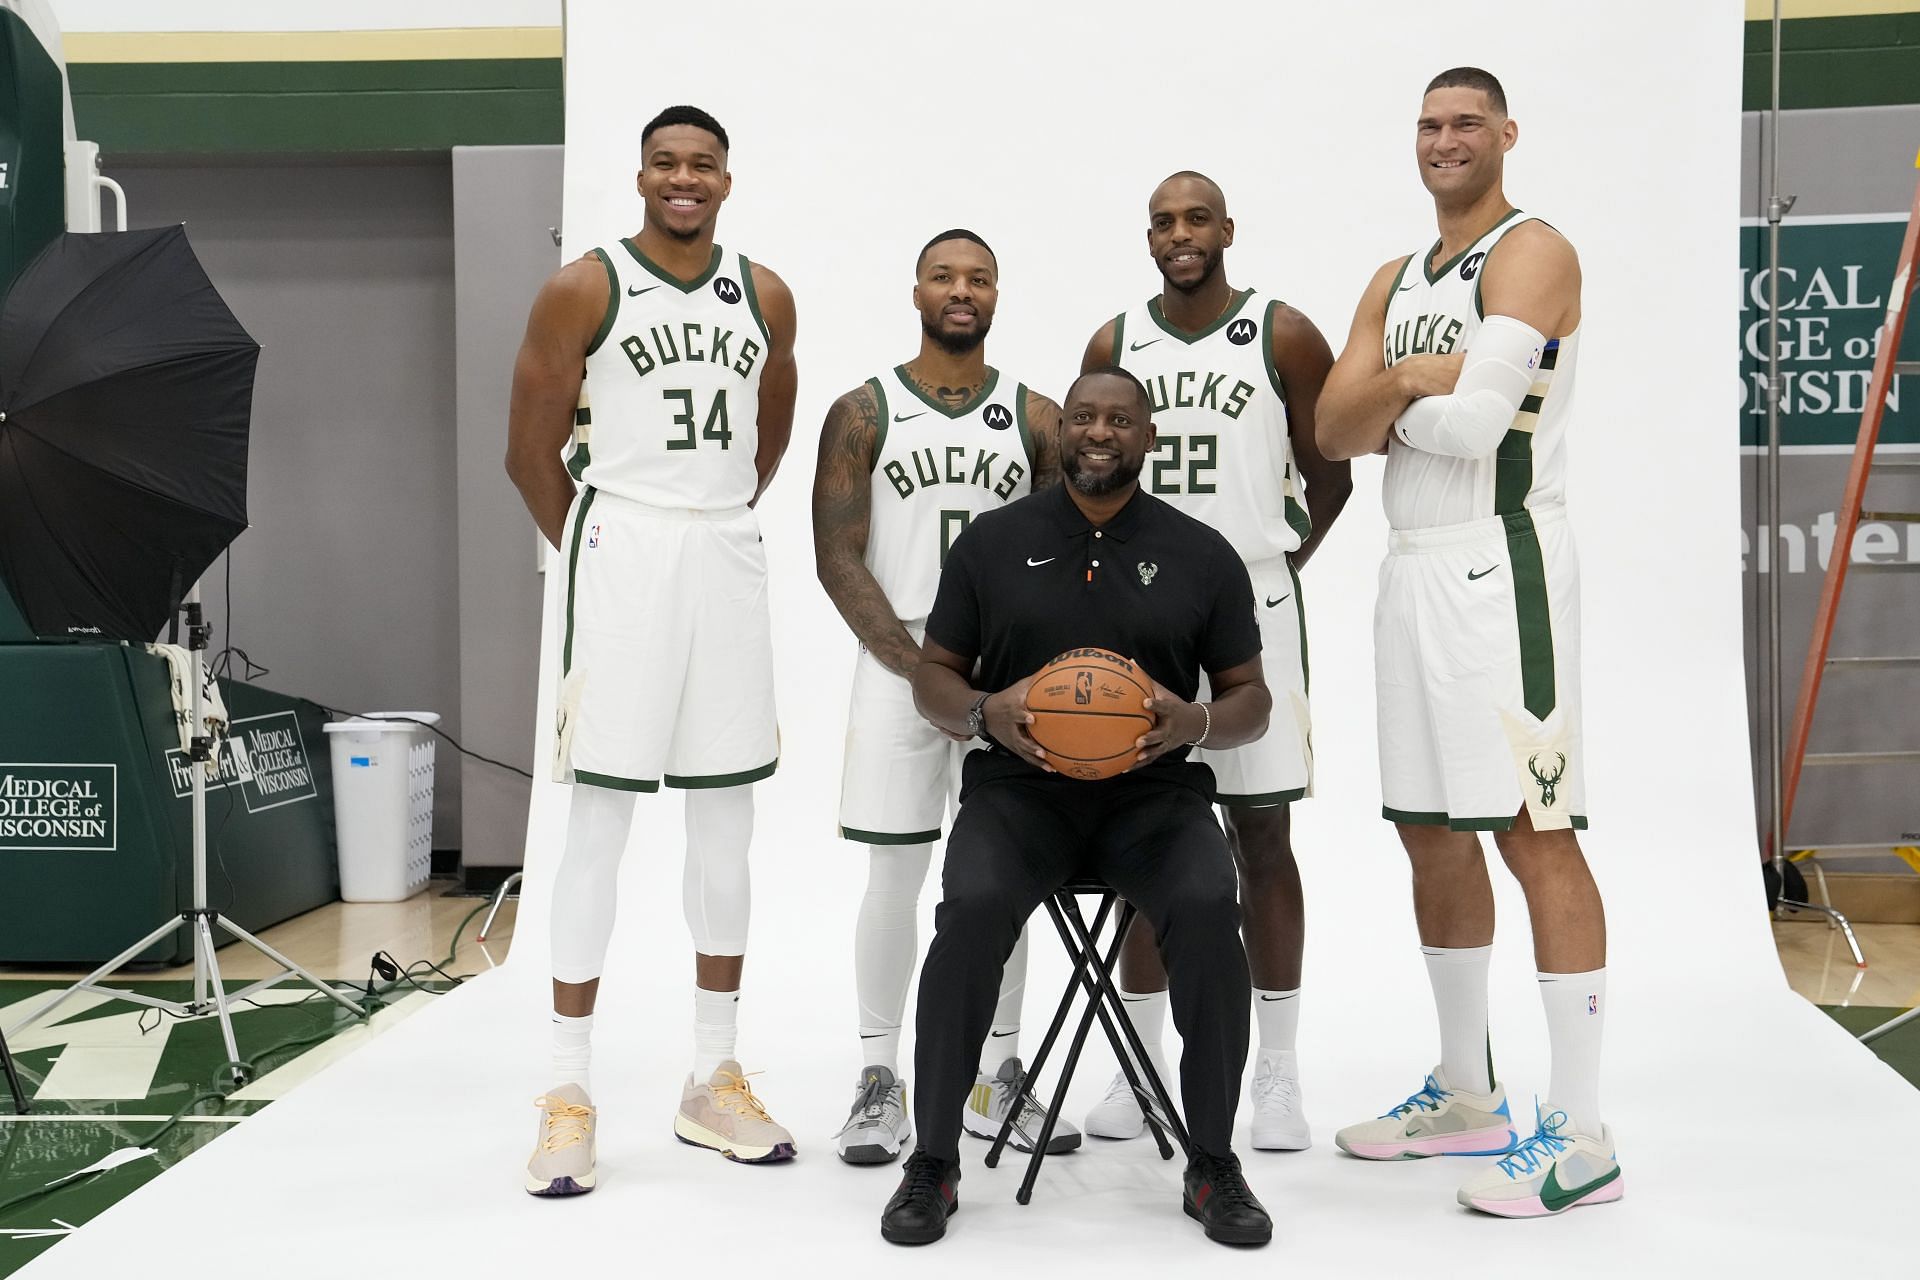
[962,1057,1082,1154]
[834,1065,910,1165]
[525,1083,596,1196]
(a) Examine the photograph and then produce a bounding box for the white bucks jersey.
[866,366,1035,623]
[1111,289,1308,565]
[570,240,769,510]
[1381,211,1578,530]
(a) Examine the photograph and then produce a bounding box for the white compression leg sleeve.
[1392,315,1548,458]
[855,841,935,1069]
[980,927,1030,1069]
[683,786,754,956]
[549,784,639,984]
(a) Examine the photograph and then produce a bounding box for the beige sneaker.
[673,1061,797,1163]
[525,1083,596,1196]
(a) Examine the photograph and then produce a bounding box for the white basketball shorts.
[1194,555,1313,808]
[837,626,976,843]
[553,488,778,792]
[1375,503,1586,832]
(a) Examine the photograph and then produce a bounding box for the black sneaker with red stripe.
[1183,1151,1272,1245]
[881,1150,960,1245]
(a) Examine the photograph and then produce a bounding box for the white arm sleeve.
[1391,315,1547,459]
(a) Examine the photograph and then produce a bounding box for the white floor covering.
[17,794,1912,1278]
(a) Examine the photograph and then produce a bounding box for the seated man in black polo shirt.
[880,366,1274,1248]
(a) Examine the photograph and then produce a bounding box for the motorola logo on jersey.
[1226,318,1257,346]
[1459,252,1486,281]
[982,403,1013,431]
[713,277,742,304]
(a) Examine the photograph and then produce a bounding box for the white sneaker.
[962,1057,1081,1154]
[1457,1103,1622,1218]
[1332,1067,1516,1160]
[524,1084,596,1196]
[1249,1051,1310,1151]
[1083,1044,1176,1140]
[835,1065,910,1166]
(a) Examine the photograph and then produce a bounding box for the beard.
[921,311,991,355]
[1062,448,1143,497]
[1161,247,1223,294]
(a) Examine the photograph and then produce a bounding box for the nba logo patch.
[1588,995,1598,1015]
[587,523,602,549]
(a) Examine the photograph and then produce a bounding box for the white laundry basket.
[322,713,439,902]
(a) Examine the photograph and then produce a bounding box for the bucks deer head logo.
[1527,751,1567,807]
[1137,562,1158,586]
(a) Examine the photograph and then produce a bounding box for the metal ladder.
[1774,156,1920,1015]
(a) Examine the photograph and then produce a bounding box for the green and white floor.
[0,884,506,1277]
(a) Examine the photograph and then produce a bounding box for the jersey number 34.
[663,388,733,451]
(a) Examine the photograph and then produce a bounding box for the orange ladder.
[1771,159,1920,983]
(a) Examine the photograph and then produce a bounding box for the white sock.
[693,986,740,1081]
[1422,945,1493,1094]
[551,1012,593,1091]
[1538,968,1606,1139]
[979,927,1031,1072]
[1253,987,1300,1059]
[855,842,933,1075]
[1118,986,1169,1070]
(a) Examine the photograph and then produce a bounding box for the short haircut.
[1424,67,1507,115]
[642,104,730,153]
[1069,365,1152,416]
[917,228,997,273]
[1154,169,1227,215]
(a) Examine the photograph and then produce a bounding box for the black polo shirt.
[926,483,1260,786]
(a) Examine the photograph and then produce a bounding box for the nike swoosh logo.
[1540,1162,1620,1213]
[859,1032,886,1039]
[627,284,659,297]
[1121,995,1150,1003]
[1467,565,1500,581]
[990,1030,1017,1038]
[893,411,926,422]
[1258,994,1292,1001]
[1265,594,1290,608]
[1396,283,1417,293]
[1129,338,1162,351]
[1026,556,1055,567]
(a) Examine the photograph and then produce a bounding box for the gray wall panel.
[452,145,562,870]
[113,159,465,852]
[1743,104,1920,217]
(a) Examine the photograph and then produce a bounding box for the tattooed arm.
[1024,389,1062,492]
[812,383,920,678]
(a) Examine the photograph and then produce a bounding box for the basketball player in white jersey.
[506,105,800,1194]
[1316,68,1619,1217]
[1079,173,1350,1151]
[814,229,1073,1165]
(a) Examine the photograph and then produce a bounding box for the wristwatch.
[966,691,991,741]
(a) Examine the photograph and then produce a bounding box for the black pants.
[912,765,1251,1161]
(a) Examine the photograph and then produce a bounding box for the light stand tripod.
[1,1022,27,1113]
[1,596,365,1088]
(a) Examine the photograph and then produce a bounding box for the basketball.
[1024,648,1156,780]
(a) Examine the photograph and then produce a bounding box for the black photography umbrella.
[0,224,258,640]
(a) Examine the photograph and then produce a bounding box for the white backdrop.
[25,2,1916,1275]
[535,0,1772,1050]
